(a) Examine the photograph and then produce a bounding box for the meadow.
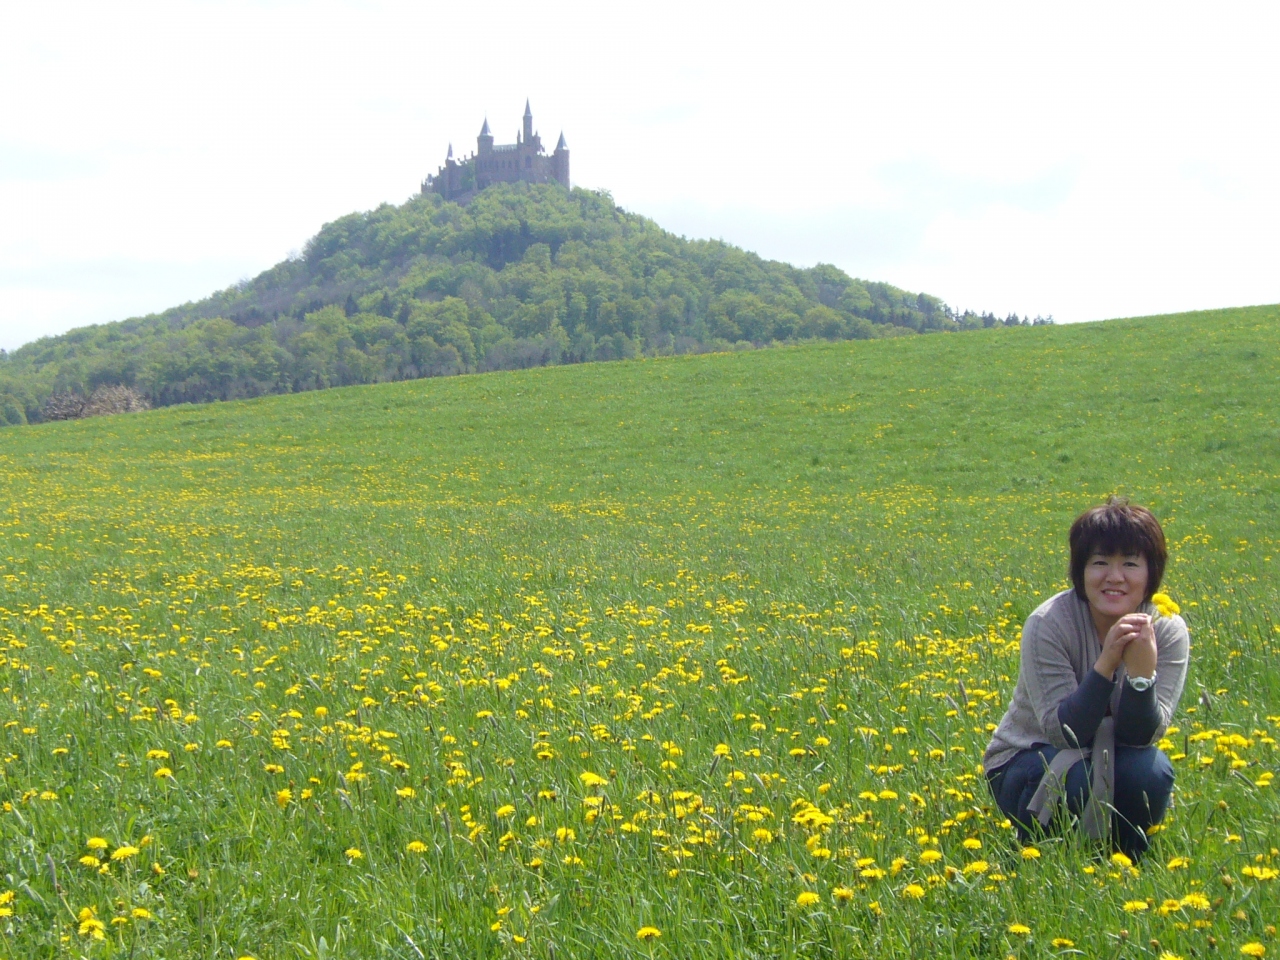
[0,304,1277,958]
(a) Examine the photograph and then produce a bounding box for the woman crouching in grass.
[984,497,1189,860]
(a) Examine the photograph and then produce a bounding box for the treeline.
[0,184,1049,426]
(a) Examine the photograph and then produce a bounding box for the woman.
[984,497,1189,859]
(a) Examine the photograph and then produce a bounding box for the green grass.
[0,304,1278,958]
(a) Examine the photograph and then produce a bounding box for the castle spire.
[555,132,567,151]
[447,143,453,159]
[479,117,491,136]
[523,99,533,142]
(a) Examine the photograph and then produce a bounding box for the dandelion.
[111,845,140,861]
[962,838,982,850]
[1158,953,1185,960]
[86,837,108,850]
[1123,900,1150,913]
[79,855,101,868]
[1111,852,1134,868]
[345,847,363,860]
[902,884,925,899]
[275,788,292,808]
[154,767,173,779]
[1167,856,1191,869]
[1008,923,1031,935]
[579,772,607,787]
[962,861,989,875]
[1240,945,1266,958]
[406,840,428,853]
[796,891,821,907]
[495,804,516,817]
[1051,938,1076,948]
[1021,846,1041,860]
[1180,893,1211,910]
[77,907,105,940]
[146,749,170,760]
[396,787,416,799]
[920,849,943,864]
[752,828,774,844]
[636,926,661,941]
[832,886,855,902]
[131,908,152,920]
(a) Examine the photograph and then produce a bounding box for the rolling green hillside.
[0,184,1034,427]
[0,305,1276,957]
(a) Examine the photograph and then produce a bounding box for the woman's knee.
[1114,746,1175,819]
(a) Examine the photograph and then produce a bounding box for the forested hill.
[0,184,1042,426]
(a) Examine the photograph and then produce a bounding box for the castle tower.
[523,99,534,143]
[552,132,570,190]
[477,118,493,155]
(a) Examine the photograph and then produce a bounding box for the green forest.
[0,183,1046,426]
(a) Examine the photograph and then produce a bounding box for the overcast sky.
[2,1,1277,351]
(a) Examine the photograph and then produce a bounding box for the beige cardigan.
[984,589,1190,773]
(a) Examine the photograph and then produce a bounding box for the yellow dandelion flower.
[86,837,109,850]
[1123,900,1150,912]
[131,908,152,920]
[110,845,139,862]
[145,749,170,760]
[495,804,516,817]
[1021,846,1041,860]
[962,838,982,850]
[345,847,363,860]
[1158,953,1185,960]
[1167,856,1191,869]
[153,767,173,779]
[902,884,925,899]
[1052,938,1076,948]
[275,788,292,808]
[406,840,428,853]
[832,886,855,902]
[796,891,821,907]
[636,926,661,941]
[1111,852,1134,868]
[396,787,416,799]
[1008,923,1031,935]
[1240,945,1266,958]
[920,849,943,864]
[962,860,989,875]
[1181,893,1211,910]
[78,855,101,868]
[579,772,607,787]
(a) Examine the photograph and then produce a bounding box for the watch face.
[1128,675,1155,691]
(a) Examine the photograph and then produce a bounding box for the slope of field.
[0,304,1277,957]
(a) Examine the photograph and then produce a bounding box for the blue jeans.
[986,744,1174,859]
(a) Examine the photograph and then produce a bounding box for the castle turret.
[477,118,493,155]
[523,99,534,143]
[552,132,570,190]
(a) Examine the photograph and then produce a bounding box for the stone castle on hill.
[423,101,569,203]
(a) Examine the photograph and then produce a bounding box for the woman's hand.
[1120,613,1157,680]
[1095,613,1153,679]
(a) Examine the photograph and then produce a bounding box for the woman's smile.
[1084,552,1149,625]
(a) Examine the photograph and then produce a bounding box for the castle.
[423,101,570,203]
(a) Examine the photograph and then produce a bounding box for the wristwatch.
[1126,672,1157,692]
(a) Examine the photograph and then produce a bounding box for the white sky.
[2,0,1277,351]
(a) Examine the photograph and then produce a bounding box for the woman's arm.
[1116,614,1190,746]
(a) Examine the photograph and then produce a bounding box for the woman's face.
[1083,551,1149,620]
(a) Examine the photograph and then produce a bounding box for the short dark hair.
[1068,497,1167,602]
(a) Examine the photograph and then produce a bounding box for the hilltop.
[0,184,1038,426]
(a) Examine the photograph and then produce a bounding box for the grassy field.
[0,304,1278,958]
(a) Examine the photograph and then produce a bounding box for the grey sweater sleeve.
[1115,683,1160,745]
[1056,669,1115,748]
